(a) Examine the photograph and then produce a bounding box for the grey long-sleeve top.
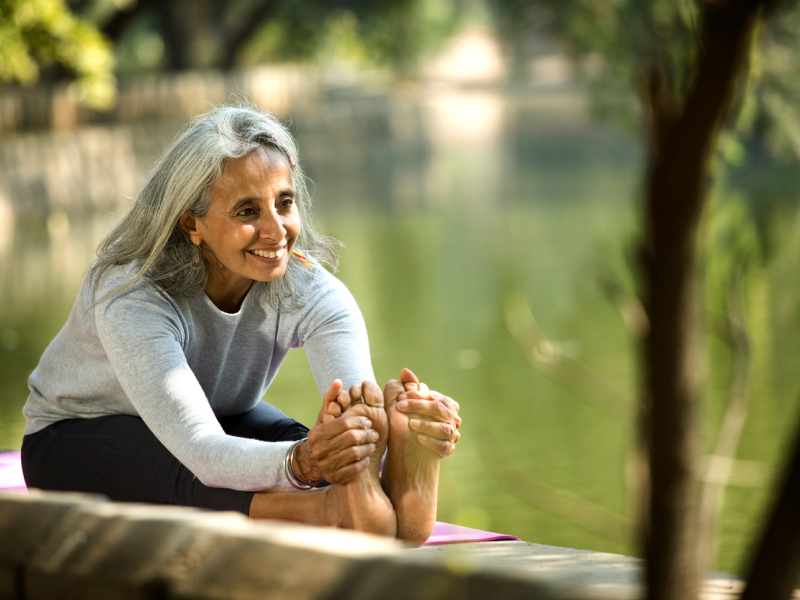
[23,259,375,491]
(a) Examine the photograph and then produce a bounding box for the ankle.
[395,511,436,545]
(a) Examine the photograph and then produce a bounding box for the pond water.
[2,86,800,575]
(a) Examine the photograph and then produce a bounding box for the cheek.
[287,215,302,240]
[222,224,256,245]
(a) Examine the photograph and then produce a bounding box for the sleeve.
[296,269,376,396]
[94,285,293,491]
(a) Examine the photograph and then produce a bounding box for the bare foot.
[382,369,440,545]
[324,381,396,536]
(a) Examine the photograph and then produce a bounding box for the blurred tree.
[487,0,797,599]
[81,0,461,73]
[0,0,116,108]
[489,0,800,162]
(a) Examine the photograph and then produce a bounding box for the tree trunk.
[740,411,800,600]
[218,0,281,69]
[641,4,763,599]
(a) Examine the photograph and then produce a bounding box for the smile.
[249,248,286,259]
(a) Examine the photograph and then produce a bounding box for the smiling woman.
[179,146,301,313]
[18,102,462,544]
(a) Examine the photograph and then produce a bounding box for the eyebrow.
[233,188,297,210]
[229,189,295,212]
[230,196,259,212]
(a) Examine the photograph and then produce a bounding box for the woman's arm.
[95,286,294,491]
[293,269,379,483]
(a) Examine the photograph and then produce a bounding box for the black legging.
[21,402,308,516]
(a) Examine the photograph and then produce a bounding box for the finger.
[336,426,380,448]
[398,390,461,418]
[409,418,457,441]
[396,399,456,423]
[362,380,384,408]
[313,419,378,462]
[320,440,376,473]
[416,434,454,458]
[313,414,374,443]
[441,395,459,414]
[417,381,430,393]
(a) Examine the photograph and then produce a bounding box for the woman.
[20,103,461,544]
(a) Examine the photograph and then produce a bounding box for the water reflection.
[420,90,505,211]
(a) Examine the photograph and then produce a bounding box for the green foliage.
[487,0,800,165]
[750,5,800,162]
[486,0,700,134]
[239,0,462,72]
[0,0,116,108]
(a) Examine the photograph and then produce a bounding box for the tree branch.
[218,0,281,69]
[101,0,155,43]
[504,293,632,423]
[479,421,631,544]
[696,266,752,574]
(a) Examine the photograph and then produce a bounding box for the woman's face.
[181,146,301,296]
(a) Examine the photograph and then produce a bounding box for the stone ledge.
[0,491,570,600]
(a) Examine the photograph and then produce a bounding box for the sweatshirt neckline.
[199,282,259,321]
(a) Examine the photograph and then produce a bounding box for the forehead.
[213,145,293,196]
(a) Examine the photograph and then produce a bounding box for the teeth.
[252,248,285,258]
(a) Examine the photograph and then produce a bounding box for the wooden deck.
[1,489,772,600]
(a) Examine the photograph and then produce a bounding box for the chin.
[255,266,288,283]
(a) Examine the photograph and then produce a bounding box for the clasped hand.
[293,370,460,485]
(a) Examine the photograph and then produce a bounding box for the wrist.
[292,439,323,485]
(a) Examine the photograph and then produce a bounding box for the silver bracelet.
[284,438,320,490]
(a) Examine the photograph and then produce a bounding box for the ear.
[179,211,203,246]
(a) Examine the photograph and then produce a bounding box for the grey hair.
[90,101,339,310]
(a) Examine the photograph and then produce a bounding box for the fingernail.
[418,434,428,441]
[398,393,407,401]
[369,443,376,451]
[363,419,372,428]
[410,418,420,428]
[397,401,408,410]
[369,431,379,441]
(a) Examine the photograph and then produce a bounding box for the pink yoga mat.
[0,451,26,493]
[0,452,517,544]
[423,521,519,545]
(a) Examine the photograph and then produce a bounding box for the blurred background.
[2,0,800,579]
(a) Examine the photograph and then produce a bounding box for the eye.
[236,207,257,217]
[279,196,295,209]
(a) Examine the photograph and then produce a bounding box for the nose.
[258,207,286,241]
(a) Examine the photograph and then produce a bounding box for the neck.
[204,279,253,313]
[203,267,254,314]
